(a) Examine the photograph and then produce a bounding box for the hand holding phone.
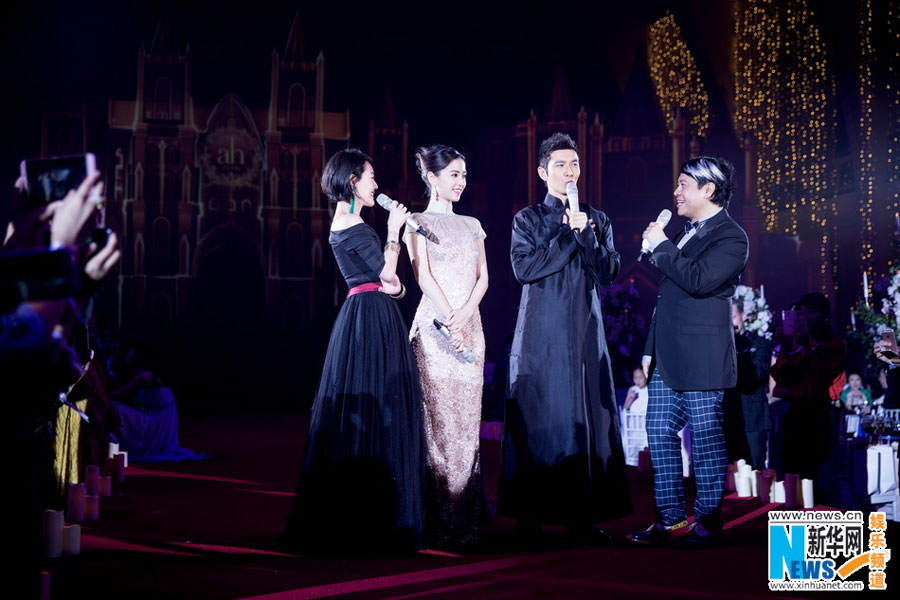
[880,329,899,360]
[21,154,97,207]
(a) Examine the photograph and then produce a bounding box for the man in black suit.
[629,156,748,548]
[729,300,774,470]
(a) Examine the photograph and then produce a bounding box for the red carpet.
[39,411,818,599]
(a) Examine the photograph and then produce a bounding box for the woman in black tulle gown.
[284,149,425,554]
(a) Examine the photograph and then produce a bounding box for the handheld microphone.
[433,319,476,363]
[375,193,439,244]
[637,209,673,262]
[565,181,579,213]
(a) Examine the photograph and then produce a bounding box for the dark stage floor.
[39,411,833,599]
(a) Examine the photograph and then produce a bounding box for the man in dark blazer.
[729,301,774,470]
[629,156,749,548]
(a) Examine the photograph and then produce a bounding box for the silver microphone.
[565,181,579,213]
[375,193,439,243]
[433,319,476,363]
[637,209,673,262]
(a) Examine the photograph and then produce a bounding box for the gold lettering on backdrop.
[217,136,246,165]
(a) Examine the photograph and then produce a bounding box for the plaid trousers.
[647,372,726,526]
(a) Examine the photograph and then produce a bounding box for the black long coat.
[499,193,631,524]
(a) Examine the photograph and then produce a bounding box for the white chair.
[621,410,648,467]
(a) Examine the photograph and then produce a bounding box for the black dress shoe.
[672,523,722,549]
[565,525,616,546]
[628,522,674,546]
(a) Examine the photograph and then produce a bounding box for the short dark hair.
[415,144,465,197]
[538,132,578,172]
[680,156,735,208]
[321,148,373,203]
[797,292,830,315]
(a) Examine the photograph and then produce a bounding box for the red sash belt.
[346,282,382,298]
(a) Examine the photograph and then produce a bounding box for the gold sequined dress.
[408,208,486,548]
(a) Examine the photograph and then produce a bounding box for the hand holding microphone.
[564,181,588,232]
[375,193,439,243]
[433,319,476,363]
[637,209,672,262]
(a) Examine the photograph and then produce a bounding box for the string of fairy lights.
[888,2,899,270]
[859,0,876,289]
[733,0,837,292]
[648,13,709,138]
[733,0,833,239]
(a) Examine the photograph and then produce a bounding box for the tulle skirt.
[284,290,425,554]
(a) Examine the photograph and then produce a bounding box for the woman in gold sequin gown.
[405,145,489,549]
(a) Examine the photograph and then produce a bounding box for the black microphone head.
[375,193,393,210]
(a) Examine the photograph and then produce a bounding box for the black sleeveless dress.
[284,223,425,554]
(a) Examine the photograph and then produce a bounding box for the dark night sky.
[0,0,869,195]
[1,1,739,172]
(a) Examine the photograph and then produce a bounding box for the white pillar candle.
[107,442,119,459]
[121,451,128,469]
[98,476,112,497]
[750,470,759,496]
[84,495,100,521]
[41,510,64,558]
[85,465,100,496]
[62,524,81,555]
[864,272,869,305]
[773,480,786,503]
[759,284,766,302]
[736,476,752,498]
[66,483,85,522]
[739,463,753,479]
[802,479,815,509]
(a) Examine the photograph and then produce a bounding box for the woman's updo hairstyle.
[321,148,373,204]
[415,144,465,198]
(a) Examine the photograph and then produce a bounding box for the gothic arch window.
[179,235,190,275]
[134,234,145,275]
[285,222,304,277]
[311,171,320,208]
[165,144,179,165]
[287,83,307,127]
[299,151,311,171]
[154,78,173,120]
[281,151,292,171]
[152,216,171,274]
[145,143,158,164]
[311,240,323,271]
[268,242,279,277]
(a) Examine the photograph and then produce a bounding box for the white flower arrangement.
[733,284,773,339]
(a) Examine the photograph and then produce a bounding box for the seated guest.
[109,346,206,462]
[623,367,649,414]
[840,373,873,414]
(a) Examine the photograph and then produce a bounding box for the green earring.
[350,188,356,214]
